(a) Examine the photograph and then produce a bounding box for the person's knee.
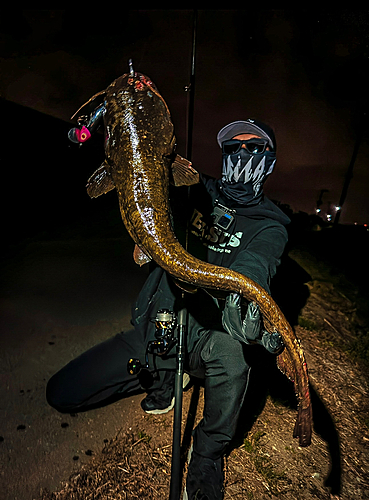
[202,331,249,379]
[222,351,249,381]
[46,371,76,413]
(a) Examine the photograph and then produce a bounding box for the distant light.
[334,206,342,212]
[327,215,332,221]
[315,208,321,214]
[364,223,368,228]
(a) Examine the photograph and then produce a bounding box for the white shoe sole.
[143,373,191,415]
[183,372,191,389]
[143,396,175,415]
[182,444,193,499]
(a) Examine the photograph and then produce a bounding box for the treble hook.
[128,58,135,77]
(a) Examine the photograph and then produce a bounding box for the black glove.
[222,293,261,343]
[222,293,284,354]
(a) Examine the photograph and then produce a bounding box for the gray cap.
[217,119,276,151]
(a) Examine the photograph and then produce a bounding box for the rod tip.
[128,58,134,76]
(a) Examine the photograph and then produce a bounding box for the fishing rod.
[169,9,198,500]
[185,10,197,163]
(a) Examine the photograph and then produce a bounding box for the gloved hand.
[222,293,261,343]
[222,293,284,354]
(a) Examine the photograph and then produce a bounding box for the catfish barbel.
[69,62,312,446]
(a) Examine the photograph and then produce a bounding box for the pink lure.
[75,126,91,143]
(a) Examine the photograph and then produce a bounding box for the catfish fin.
[171,154,200,187]
[173,278,198,294]
[133,244,152,266]
[71,90,107,120]
[86,162,115,198]
[276,349,295,382]
[277,336,313,446]
[203,287,229,301]
[293,404,312,447]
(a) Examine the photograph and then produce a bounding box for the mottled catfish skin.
[81,71,312,446]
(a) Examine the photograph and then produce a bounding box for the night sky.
[1,9,369,224]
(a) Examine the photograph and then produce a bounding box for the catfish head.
[104,71,177,255]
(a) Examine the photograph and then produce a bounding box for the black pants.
[46,329,250,459]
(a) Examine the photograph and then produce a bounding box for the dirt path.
[0,234,148,500]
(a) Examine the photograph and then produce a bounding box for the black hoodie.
[131,177,290,354]
[199,174,290,293]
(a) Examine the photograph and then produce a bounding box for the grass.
[243,431,285,495]
[137,430,152,443]
[298,316,318,331]
[345,330,369,365]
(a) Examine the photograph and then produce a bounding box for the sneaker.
[141,373,190,415]
[141,395,175,414]
[183,450,224,500]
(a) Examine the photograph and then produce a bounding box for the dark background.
[1,8,369,227]
[0,11,368,499]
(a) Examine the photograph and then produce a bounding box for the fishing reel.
[127,309,177,376]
